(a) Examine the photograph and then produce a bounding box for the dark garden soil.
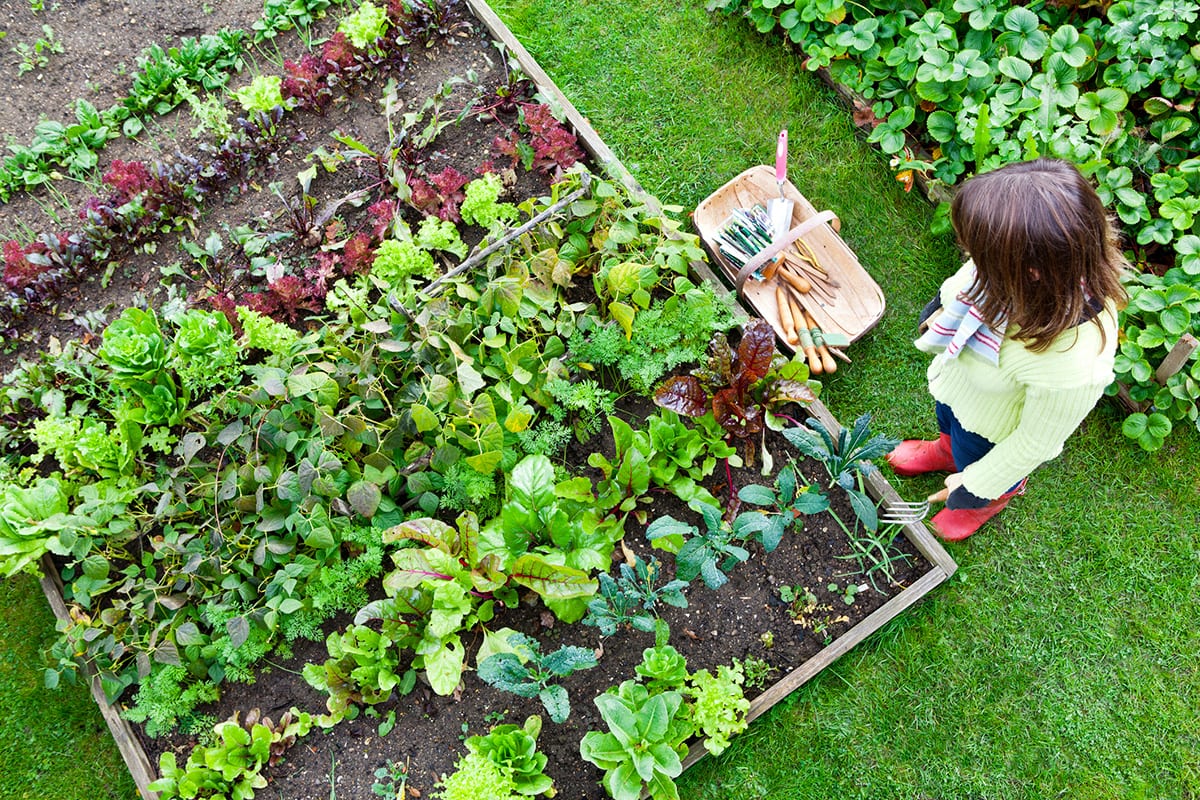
[2,3,933,799]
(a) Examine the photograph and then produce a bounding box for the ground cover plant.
[2,1,1197,799]
[0,1,937,798]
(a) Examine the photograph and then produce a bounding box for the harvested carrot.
[762,256,782,281]
[803,310,837,374]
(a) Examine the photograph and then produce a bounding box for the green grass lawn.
[487,1,1200,797]
[2,1,1198,797]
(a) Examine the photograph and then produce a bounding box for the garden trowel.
[768,129,794,241]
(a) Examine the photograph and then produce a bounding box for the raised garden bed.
[3,1,956,798]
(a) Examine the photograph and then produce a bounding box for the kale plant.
[583,555,689,637]
[783,413,899,532]
[476,631,598,723]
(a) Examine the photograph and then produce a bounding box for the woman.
[887,158,1128,541]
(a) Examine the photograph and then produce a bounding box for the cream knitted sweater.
[917,262,1118,500]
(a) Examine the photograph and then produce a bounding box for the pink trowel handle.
[774,130,789,188]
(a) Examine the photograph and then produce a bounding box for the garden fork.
[879,488,949,525]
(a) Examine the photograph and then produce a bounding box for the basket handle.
[735,210,840,292]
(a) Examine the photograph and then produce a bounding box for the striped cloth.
[915,266,1005,366]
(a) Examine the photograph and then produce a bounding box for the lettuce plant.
[170,308,241,394]
[301,623,416,720]
[98,307,168,382]
[463,715,555,797]
[371,237,437,285]
[579,680,692,800]
[0,478,71,577]
[148,708,313,800]
[687,662,750,756]
[461,173,519,230]
[337,0,389,49]
[633,644,690,695]
[416,216,468,259]
[234,74,284,113]
[433,753,519,800]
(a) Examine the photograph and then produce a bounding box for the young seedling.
[838,523,913,592]
[829,581,866,606]
[646,503,755,590]
[737,462,831,551]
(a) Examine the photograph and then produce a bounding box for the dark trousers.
[935,401,1023,502]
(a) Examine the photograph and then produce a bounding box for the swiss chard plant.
[654,319,817,466]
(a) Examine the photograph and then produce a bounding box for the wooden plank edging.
[38,555,161,800]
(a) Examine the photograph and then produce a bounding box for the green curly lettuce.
[461,173,519,230]
[371,238,437,285]
[337,0,389,49]
[234,74,284,113]
[171,308,242,394]
[416,217,468,260]
[236,306,301,358]
[687,662,749,756]
[434,751,520,800]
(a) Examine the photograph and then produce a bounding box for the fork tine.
[880,499,930,525]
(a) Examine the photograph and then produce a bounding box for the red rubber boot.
[929,481,1027,541]
[886,433,955,477]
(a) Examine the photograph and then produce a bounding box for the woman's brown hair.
[950,157,1128,352]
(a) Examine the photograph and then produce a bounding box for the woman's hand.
[928,472,964,505]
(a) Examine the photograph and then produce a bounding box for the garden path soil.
[2,4,932,799]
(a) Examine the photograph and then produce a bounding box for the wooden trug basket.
[694,164,886,347]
